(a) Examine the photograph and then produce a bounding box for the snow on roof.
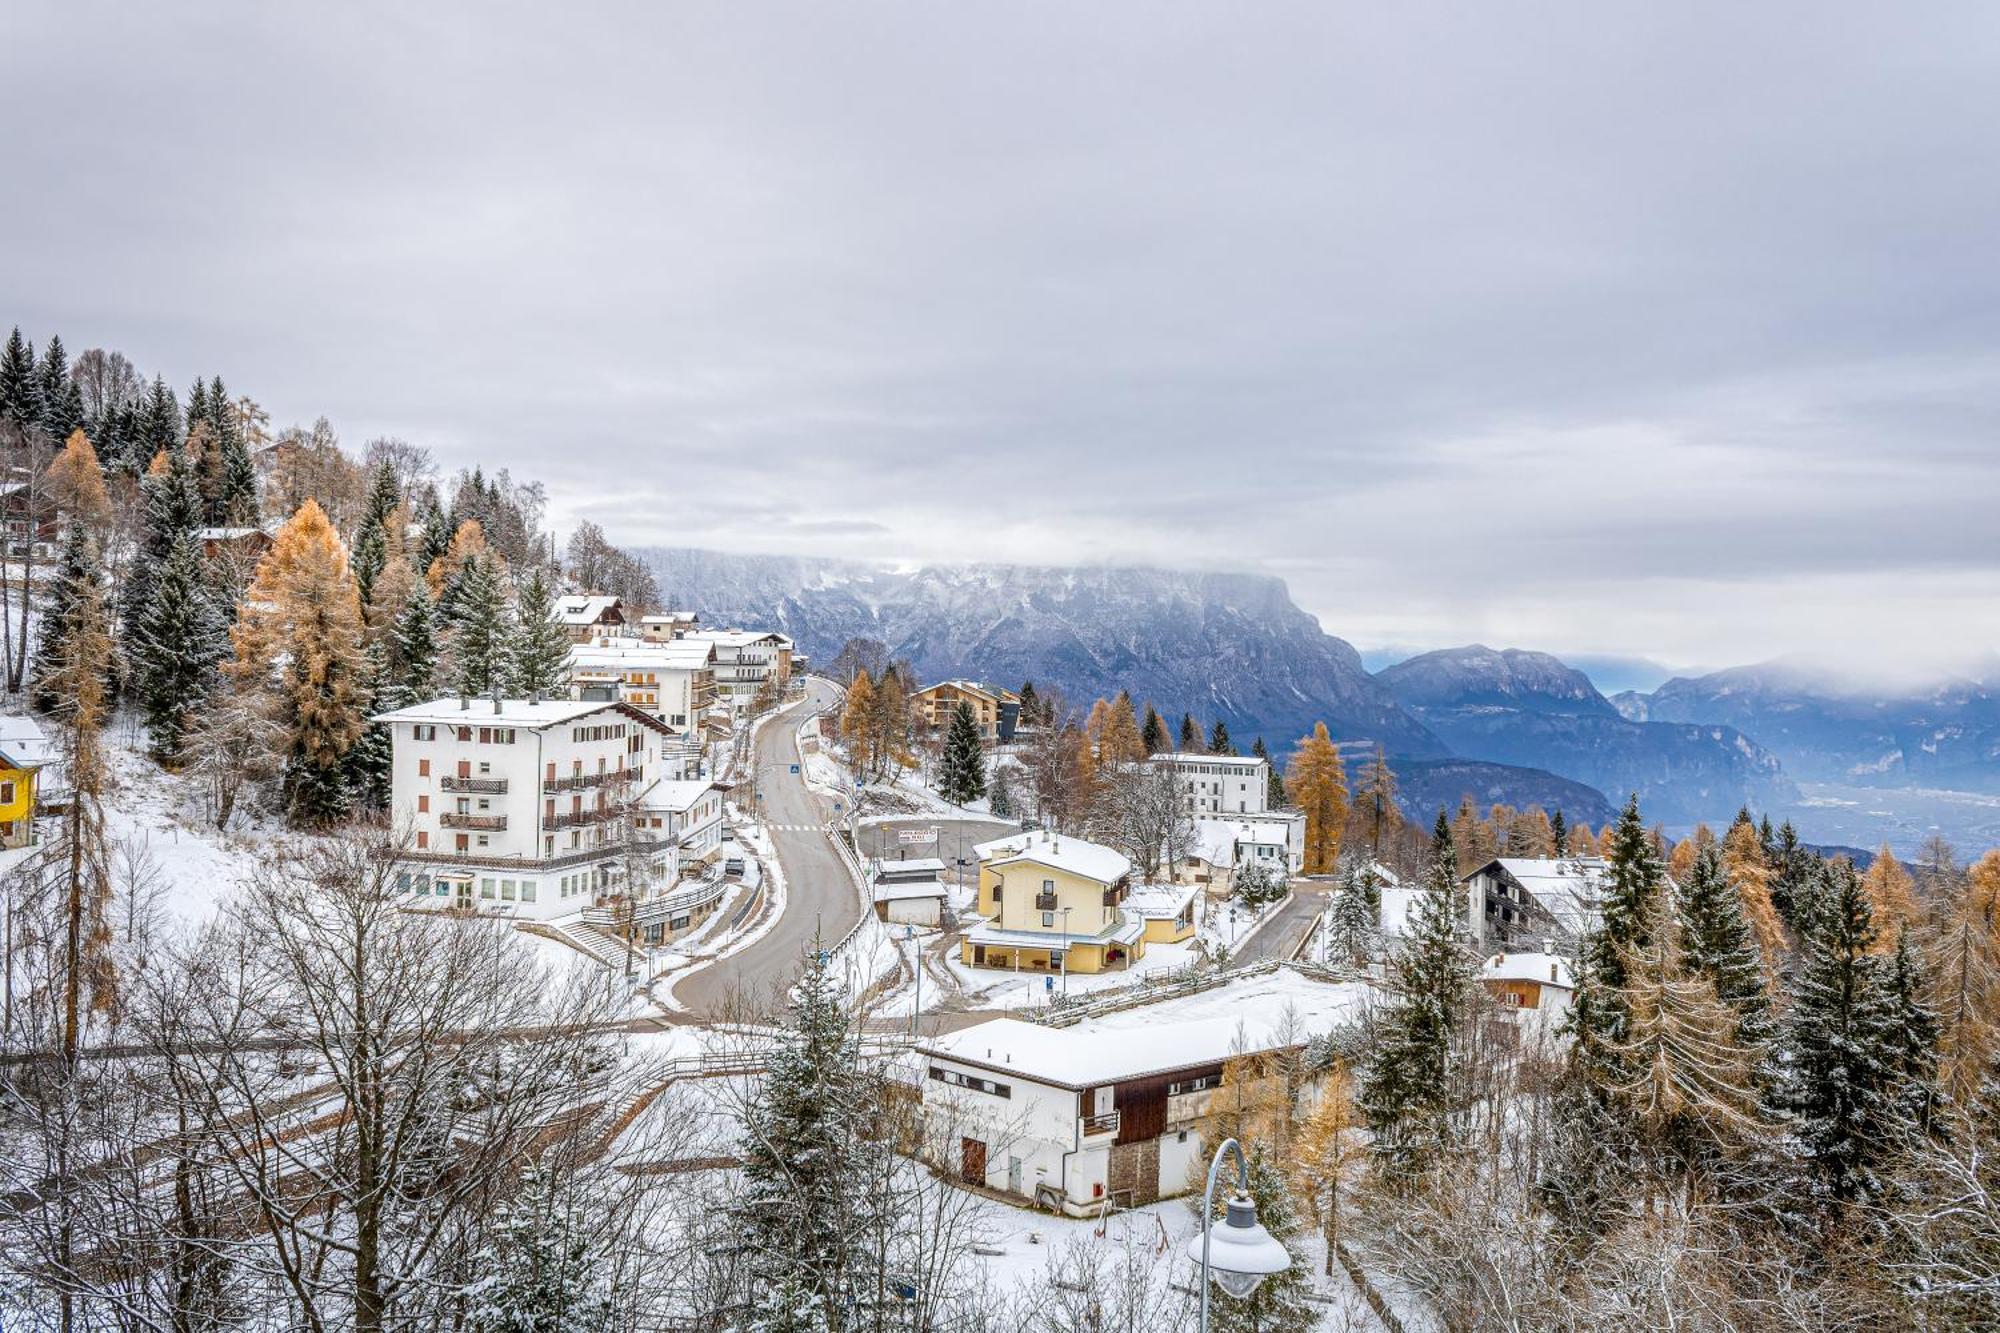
[924,966,1369,1088]
[569,641,715,669]
[1477,857,1608,938]
[963,915,1146,950]
[1188,822,1238,866]
[874,877,947,903]
[1154,753,1267,769]
[874,857,948,880]
[0,714,53,770]
[553,595,621,624]
[1125,881,1199,918]
[1196,814,1299,849]
[973,829,1131,885]
[919,679,1017,702]
[640,611,699,625]
[1483,952,1576,990]
[682,629,792,649]
[371,696,624,728]
[639,779,722,813]
[193,525,268,541]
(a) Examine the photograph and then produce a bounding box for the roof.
[874,877,947,903]
[569,641,716,670]
[0,714,52,770]
[193,525,268,541]
[553,595,621,625]
[1125,881,1200,918]
[1154,753,1267,769]
[638,779,722,813]
[640,611,699,625]
[918,679,1018,704]
[371,696,629,729]
[963,914,1146,950]
[1483,952,1575,989]
[973,830,1131,885]
[1472,857,1609,939]
[1195,814,1300,849]
[682,629,792,650]
[923,966,1369,1088]
[873,857,948,880]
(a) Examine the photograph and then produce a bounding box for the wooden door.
[960,1137,987,1186]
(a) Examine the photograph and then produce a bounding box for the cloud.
[3,1,1997,672]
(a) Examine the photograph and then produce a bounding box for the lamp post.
[1184,1137,1291,1331]
[1060,905,1072,997]
[905,923,920,1037]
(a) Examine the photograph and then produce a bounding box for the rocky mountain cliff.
[1640,660,2000,791]
[1377,646,1795,823]
[642,548,1443,755]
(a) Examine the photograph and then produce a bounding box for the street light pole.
[1060,905,1071,997]
[906,923,920,1037]
[1187,1137,1291,1331]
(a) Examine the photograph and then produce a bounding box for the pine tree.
[1209,719,1234,755]
[1785,860,1903,1204]
[30,526,113,713]
[448,552,510,698]
[1323,861,1382,967]
[1284,722,1348,875]
[1569,794,1668,1087]
[938,700,988,806]
[0,327,35,423]
[1551,808,1569,857]
[1360,814,1474,1170]
[1140,703,1166,755]
[1676,843,1776,1053]
[1354,745,1401,860]
[508,565,572,697]
[1177,711,1202,752]
[351,460,401,607]
[234,500,369,826]
[134,531,227,764]
[465,1166,614,1333]
[735,948,890,1327]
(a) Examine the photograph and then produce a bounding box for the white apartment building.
[567,636,719,732]
[1152,753,1270,816]
[637,611,700,642]
[376,695,697,920]
[678,629,795,703]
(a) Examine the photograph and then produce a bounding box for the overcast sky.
[4,2,1998,681]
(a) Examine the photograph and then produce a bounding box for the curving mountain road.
[670,677,861,1016]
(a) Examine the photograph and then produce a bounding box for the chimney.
[491,686,503,715]
[458,691,470,712]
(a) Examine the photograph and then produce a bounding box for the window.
[520,881,536,903]
[501,880,516,901]
[1,781,15,803]
[670,914,690,930]
[417,831,429,849]
[417,795,430,813]
[480,878,495,900]
[1042,879,1055,894]
[1041,912,1055,927]
[1168,1073,1220,1097]
[928,1067,1012,1099]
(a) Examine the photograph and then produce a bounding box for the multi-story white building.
[678,629,795,704]
[1151,752,1270,816]
[567,636,719,732]
[637,611,700,642]
[376,695,702,920]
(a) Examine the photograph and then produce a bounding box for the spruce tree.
[36,335,82,442]
[121,445,203,648]
[30,526,111,714]
[464,1166,613,1333]
[1140,704,1166,754]
[507,565,572,697]
[735,947,889,1327]
[139,375,181,459]
[1785,860,1902,1204]
[1569,794,1666,1083]
[1017,679,1040,726]
[1178,711,1201,752]
[449,552,510,698]
[1251,736,1286,808]
[345,640,395,811]
[418,501,454,573]
[1885,925,1943,1137]
[0,327,34,424]
[1551,809,1569,857]
[134,531,227,764]
[1324,860,1382,967]
[1195,1143,1317,1333]
[1360,813,1475,1170]
[1209,719,1234,755]
[1676,843,1776,1053]
[938,700,988,806]
[351,460,400,607]
[385,579,441,708]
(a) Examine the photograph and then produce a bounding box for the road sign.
[789,763,800,774]
[898,828,937,845]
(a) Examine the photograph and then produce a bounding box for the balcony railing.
[1081,1111,1121,1136]
[1034,892,1058,912]
[543,769,639,794]
[441,776,508,794]
[440,813,507,831]
[546,807,618,830]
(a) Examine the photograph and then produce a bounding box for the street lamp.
[1060,905,1072,997]
[1184,1137,1290,1328]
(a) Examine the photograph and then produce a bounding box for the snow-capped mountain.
[642,548,1443,756]
[1376,645,1795,823]
[1639,659,2000,791]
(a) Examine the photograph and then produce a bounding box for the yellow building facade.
[960,831,1143,975]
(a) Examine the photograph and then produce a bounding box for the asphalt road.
[670,678,861,1017]
[1227,883,1326,965]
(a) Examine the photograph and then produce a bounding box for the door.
[1007,1156,1023,1195]
[453,879,471,909]
[960,1137,987,1186]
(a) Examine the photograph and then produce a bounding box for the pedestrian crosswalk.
[767,823,819,833]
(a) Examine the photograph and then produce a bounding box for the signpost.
[898,827,938,846]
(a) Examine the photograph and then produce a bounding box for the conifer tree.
[385,578,441,708]
[938,700,988,806]
[448,552,510,698]
[841,669,877,778]
[233,500,369,826]
[1284,722,1348,875]
[418,500,453,572]
[1251,736,1286,808]
[30,527,113,713]
[1569,795,1668,1085]
[139,375,182,460]
[1017,679,1040,727]
[1721,818,1787,970]
[36,335,83,442]
[1360,814,1474,1170]
[508,565,572,697]
[1140,703,1166,755]
[1676,843,1776,1054]
[1769,819,1813,930]
[351,460,401,608]
[1785,860,1904,1204]
[1885,925,1943,1136]
[1177,711,1202,752]
[46,429,112,538]
[1354,744,1401,860]
[1324,861,1382,967]
[735,947,890,1327]
[1551,808,1569,857]
[1100,691,1144,764]
[1209,719,1234,755]
[121,445,204,648]
[134,531,227,764]
[1934,851,2000,1103]
[464,1166,614,1333]
[345,640,395,812]
[0,327,35,423]
[1195,1143,1317,1333]
[1863,844,1923,948]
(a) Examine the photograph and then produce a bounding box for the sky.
[4,2,1999,682]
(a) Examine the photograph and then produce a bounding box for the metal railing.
[547,808,617,830]
[543,769,639,794]
[441,776,508,794]
[439,813,507,831]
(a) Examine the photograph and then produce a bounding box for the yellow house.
[1127,882,1201,944]
[0,715,51,850]
[960,831,1143,975]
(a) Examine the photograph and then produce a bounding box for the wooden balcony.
[1081,1111,1121,1137]
[439,813,507,831]
[441,776,508,794]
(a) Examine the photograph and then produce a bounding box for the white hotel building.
[375,696,725,933]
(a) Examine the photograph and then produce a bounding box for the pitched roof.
[973,830,1131,885]
[0,714,52,770]
[552,595,622,625]
[371,696,629,729]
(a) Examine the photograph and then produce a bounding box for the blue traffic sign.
[789,763,800,774]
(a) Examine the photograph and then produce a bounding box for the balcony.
[441,776,508,794]
[543,769,639,794]
[546,807,618,830]
[1081,1111,1121,1137]
[439,813,507,831]
[1034,892,1058,912]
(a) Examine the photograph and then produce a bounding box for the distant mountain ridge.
[1375,646,1795,824]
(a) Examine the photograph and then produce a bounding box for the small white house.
[918,964,1366,1214]
[871,857,949,927]
[1481,951,1577,1027]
